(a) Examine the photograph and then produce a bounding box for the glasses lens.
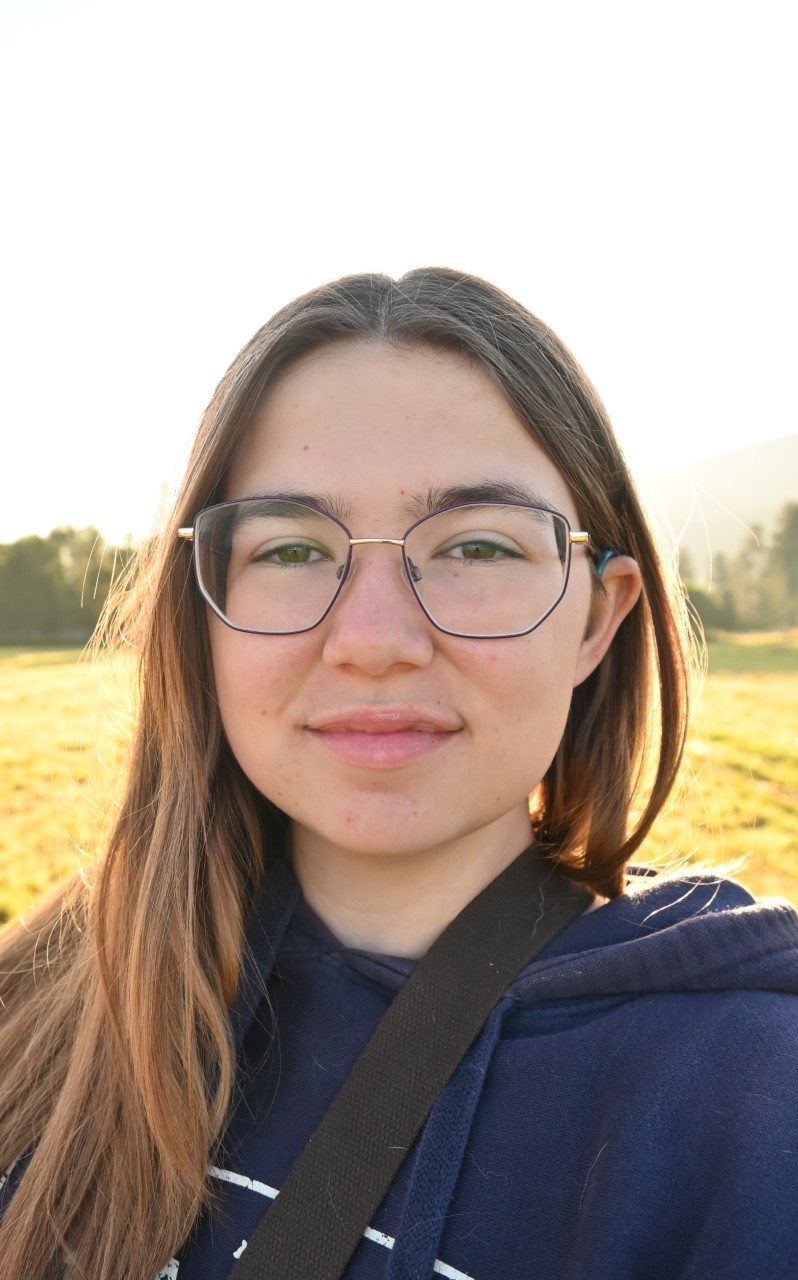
[405,505,570,637]
[194,501,349,633]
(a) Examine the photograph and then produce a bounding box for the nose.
[321,544,435,675]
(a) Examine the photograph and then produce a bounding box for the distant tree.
[680,547,739,632]
[710,552,731,593]
[684,583,739,633]
[0,535,64,641]
[677,546,696,584]
[776,504,798,590]
[0,527,133,643]
[760,502,798,627]
[729,526,768,629]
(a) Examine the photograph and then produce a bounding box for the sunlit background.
[1,0,795,545]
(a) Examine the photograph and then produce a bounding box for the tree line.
[0,506,796,644]
[681,501,798,632]
[0,527,134,644]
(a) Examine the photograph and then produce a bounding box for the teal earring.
[596,549,617,578]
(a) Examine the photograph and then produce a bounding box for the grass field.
[0,647,135,922]
[642,635,798,901]
[1,637,796,923]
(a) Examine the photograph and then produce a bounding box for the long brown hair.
[0,269,691,1278]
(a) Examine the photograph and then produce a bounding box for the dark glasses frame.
[178,498,606,640]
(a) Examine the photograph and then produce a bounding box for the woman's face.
[209,342,635,866]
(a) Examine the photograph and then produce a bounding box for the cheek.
[466,618,585,762]
[209,622,307,753]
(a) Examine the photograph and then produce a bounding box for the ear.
[573,555,642,688]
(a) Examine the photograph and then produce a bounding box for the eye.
[252,540,332,566]
[440,537,523,562]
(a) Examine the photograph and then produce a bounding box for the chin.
[301,822,448,861]
[289,799,467,862]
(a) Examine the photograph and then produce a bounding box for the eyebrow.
[236,478,557,527]
[237,490,354,524]
[401,480,556,521]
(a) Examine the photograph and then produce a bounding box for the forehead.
[224,342,577,521]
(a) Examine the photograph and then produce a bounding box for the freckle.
[302,444,309,451]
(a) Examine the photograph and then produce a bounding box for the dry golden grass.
[1,638,796,922]
[0,647,135,921]
[643,642,798,902]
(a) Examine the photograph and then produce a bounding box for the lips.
[307,706,462,733]
[305,705,462,767]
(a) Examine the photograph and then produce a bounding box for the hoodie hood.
[513,869,798,1000]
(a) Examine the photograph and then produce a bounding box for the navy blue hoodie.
[155,858,798,1280]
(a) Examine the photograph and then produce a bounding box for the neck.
[289,816,537,958]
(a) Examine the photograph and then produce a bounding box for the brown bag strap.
[229,849,591,1279]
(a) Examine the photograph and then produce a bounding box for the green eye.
[256,542,327,566]
[447,539,522,561]
[461,541,498,560]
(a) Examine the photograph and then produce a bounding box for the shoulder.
[506,870,798,1050]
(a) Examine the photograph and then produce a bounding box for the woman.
[1,269,797,1280]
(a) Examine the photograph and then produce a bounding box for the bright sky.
[1,0,795,544]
